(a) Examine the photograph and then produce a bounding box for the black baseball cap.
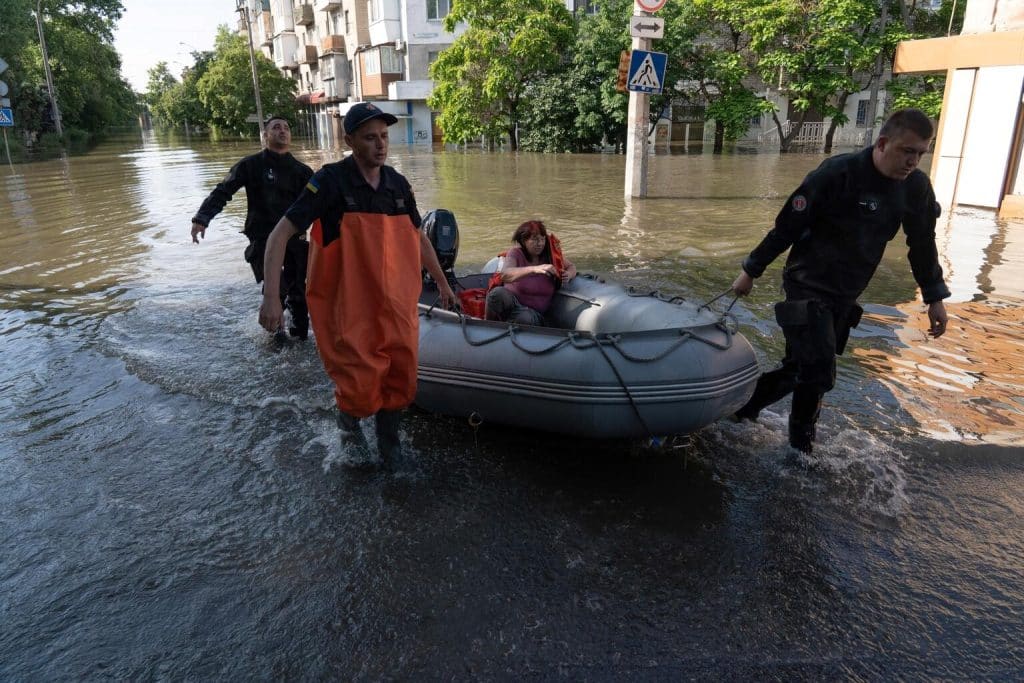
[343,102,398,134]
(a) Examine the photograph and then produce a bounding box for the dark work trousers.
[736,297,860,448]
[484,286,544,326]
[247,235,309,338]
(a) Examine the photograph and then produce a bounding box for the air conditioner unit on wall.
[395,39,404,51]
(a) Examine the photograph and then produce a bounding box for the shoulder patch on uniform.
[791,194,808,212]
[305,178,319,194]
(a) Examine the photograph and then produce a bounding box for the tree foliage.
[145,51,213,131]
[193,26,298,137]
[428,0,574,150]
[0,0,136,150]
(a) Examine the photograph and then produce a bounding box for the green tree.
[41,0,135,131]
[671,0,773,152]
[195,26,297,137]
[736,0,884,152]
[145,61,178,113]
[144,50,213,132]
[883,0,965,119]
[1,0,135,147]
[428,0,574,150]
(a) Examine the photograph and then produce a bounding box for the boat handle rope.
[698,287,740,314]
[625,287,687,305]
[591,334,656,438]
[605,331,694,362]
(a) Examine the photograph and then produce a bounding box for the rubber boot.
[374,410,404,472]
[336,410,371,461]
[734,364,798,422]
[287,297,309,341]
[788,387,823,454]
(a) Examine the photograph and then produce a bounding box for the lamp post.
[235,0,265,146]
[35,0,63,136]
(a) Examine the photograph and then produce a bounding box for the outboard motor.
[422,208,459,286]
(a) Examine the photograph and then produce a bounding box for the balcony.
[293,4,314,26]
[257,12,274,46]
[388,79,434,101]
[273,32,299,69]
[295,44,318,66]
[324,79,349,101]
[321,34,345,55]
[314,0,340,10]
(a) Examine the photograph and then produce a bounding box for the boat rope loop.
[591,332,655,437]
[698,287,740,315]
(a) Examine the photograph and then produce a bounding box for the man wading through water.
[731,108,950,454]
[259,103,455,470]
[191,116,313,340]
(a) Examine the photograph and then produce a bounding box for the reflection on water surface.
[1,133,1023,678]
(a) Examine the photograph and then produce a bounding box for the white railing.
[751,120,868,148]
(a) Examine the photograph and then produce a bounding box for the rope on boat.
[591,334,656,438]
[698,287,740,315]
[424,281,745,441]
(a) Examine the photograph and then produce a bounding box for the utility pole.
[864,2,888,145]
[236,0,265,146]
[35,0,63,136]
[623,0,667,198]
[624,30,652,198]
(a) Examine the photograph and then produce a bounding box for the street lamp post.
[236,0,265,146]
[35,0,63,136]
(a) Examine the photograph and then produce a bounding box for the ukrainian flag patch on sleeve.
[305,178,319,194]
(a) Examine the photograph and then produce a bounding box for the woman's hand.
[534,264,557,278]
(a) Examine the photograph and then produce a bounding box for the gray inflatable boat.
[416,272,760,439]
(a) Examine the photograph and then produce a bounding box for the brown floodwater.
[1,131,1022,679]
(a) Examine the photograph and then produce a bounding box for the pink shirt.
[504,247,557,313]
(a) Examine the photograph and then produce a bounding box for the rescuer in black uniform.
[731,108,951,453]
[190,116,314,339]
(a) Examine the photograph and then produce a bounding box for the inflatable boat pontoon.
[416,272,760,439]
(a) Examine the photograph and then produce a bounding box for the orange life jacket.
[307,211,421,417]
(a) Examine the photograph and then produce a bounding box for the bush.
[37,131,64,156]
[0,134,28,163]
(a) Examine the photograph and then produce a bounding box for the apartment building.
[240,0,463,146]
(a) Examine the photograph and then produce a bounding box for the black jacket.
[193,149,313,243]
[742,147,950,304]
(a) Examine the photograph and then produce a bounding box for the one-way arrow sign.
[630,16,664,39]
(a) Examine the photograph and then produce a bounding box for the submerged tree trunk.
[824,92,851,154]
[775,110,809,153]
[714,120,725,154]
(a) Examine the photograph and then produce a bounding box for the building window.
[585,1,599,14]
[427,50,440,66]
[380,45,401,73]
[427,0,450,21]
[344,10,350,33]
[856,99,870,127]
[363,46,402,76]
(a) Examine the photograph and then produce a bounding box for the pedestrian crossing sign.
[627,50,667,95]
[0,107,12,127]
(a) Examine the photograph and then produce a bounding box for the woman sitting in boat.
[485,220,576,326]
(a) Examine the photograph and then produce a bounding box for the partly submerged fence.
[753,120,869,148]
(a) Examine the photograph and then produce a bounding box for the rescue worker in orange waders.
[258,103,456,470]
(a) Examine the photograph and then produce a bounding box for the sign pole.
[3,129,12,169]
[624,19,652,198]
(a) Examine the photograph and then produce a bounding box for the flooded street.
[1,132,1023,678]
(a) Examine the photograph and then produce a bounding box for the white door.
[957,65,1024,208]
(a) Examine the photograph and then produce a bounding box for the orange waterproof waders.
[307,211,421,417]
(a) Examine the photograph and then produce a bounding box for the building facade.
[895,0,1024,218]
[239,0,464,146]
